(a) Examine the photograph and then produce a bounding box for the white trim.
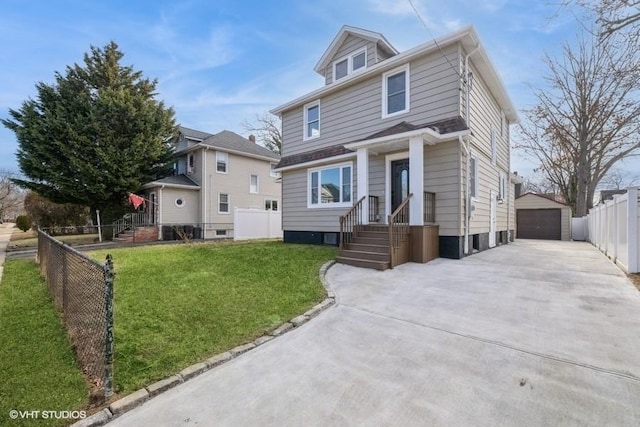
[274,152,356,172]
[332,47,367,82]
[344,128,470,151]
[385,151,410,221]
[140,182,200,190]
[382,64,410,119]
[489,190,497,248]
[218,192,230,214]
[409,136,424,226]
[249,174,259,194]
[307,162,353,209]
[303,100,321,141]
[174,197,186,208]
[498,171,507,201]
[264,198,279,211]
[216,151,228,174]
[187,153,195,175]
[270,162,279,177]
[357,148,369,224]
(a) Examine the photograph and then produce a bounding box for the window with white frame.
[187,154,195,174]
[498,172,507,201]
[382,65,410,118]
[216,152,228,173]
[470,156,478,199]
[250,174,259,194]
[270,163,279,177]
[333,48,367,81]
[309,163,352,207]
[218,193,230,213]
[304,101,320,140]
[491,126,497,165]
[265,199,278,211]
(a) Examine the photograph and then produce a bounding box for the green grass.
[91,240,336,394]
[0,260,87,427]
[9,232,98,249]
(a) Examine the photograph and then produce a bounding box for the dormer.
[314,25,398,85]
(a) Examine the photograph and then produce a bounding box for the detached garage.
[515,193,572,241]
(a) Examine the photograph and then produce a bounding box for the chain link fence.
[37,229,114,399]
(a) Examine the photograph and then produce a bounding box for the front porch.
[337,193,439,271]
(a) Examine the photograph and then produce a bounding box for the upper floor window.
[265,199,278,211]
[470,155,478,199]
[382,65,410,118]
[333,48,367,81]
[498,172,507,201]
[308,163,352,208]
[216,152,228,173]
[270,163,279,178]
[304,101,320,140]
[250,174,259,194]
[187,153,195,175]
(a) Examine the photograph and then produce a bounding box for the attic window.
[333,48,367,82]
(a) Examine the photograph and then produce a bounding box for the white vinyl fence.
[586,187,639,273]
[233,208,282,241]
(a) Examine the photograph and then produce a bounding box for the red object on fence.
[128,193,145,209]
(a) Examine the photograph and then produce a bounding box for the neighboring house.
[515,193,572,241]
[138,127,281,240]
[270,25,519,269]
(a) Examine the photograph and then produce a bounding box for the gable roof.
[179,126,214,141]
[314,25,398,75]
[515,192,570,207]
[360,116,468,141]
[201,130,280,160]
[272,25,518,123]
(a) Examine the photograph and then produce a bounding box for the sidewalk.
[0,223,16,282]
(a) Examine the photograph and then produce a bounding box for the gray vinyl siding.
[282,161,357,233]
[464,56,512,235]
[282,45,461,157]
[160,188,200,224]
[424,141,461,236]
[376,44,395,62]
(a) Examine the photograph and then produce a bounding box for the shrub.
[16,215,32,232]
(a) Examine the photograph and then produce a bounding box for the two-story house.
[271,25,519,269]
[139,126,281,240]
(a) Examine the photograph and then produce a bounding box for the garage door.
[517,209,561,240]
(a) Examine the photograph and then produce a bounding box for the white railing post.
[628,187,639,273]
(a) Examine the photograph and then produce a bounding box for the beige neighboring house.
[515,193,572,241]
[139,127,281,240]
[271,25,519,269]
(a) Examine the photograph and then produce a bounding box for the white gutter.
[193,143,279,163]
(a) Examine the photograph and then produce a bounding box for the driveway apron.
[107,240,640,427]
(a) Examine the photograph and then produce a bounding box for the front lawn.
[91,240,336,393]
[9,228,98,249]
[0,260,87,427]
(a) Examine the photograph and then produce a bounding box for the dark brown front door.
[391,159,410,213]
[517,209,562,240]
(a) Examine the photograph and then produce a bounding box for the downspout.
[158,184,165,240]
[202,147,208,237]
[459,135,471,255]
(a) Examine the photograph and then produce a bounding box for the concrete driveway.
[108,240,640,426]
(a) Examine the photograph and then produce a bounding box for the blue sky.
[1,0,634,180]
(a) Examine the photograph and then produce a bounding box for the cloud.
[480,0,508,13]
[367,0,416,16]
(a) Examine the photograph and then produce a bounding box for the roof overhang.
[274,152,357,172]
[344,127,471,152]
[140,182,201,190]
[175,143,280,163]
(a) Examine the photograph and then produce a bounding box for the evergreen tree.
[2,41,176,227]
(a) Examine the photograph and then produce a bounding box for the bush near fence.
[37,229,114,400]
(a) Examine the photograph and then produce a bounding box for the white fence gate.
[571,217,588,241]
[233,208,282,241]
[586,187,639,273]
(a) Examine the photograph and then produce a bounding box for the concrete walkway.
[0,223,15,281]
[107,240,640,426]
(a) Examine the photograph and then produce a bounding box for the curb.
[72,260,337,427]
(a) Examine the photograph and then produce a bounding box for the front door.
[391,159,410,213]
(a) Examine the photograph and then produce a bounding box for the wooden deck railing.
[339,196,366,250]
[424,191,436,224]
[368,195,380,222]
[388,193,413,268]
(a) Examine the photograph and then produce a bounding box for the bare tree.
[0,170,25,221]
[598,167,639,189]
[564,0,640,42]
[518,31,640,216]
[242,113,282,154]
